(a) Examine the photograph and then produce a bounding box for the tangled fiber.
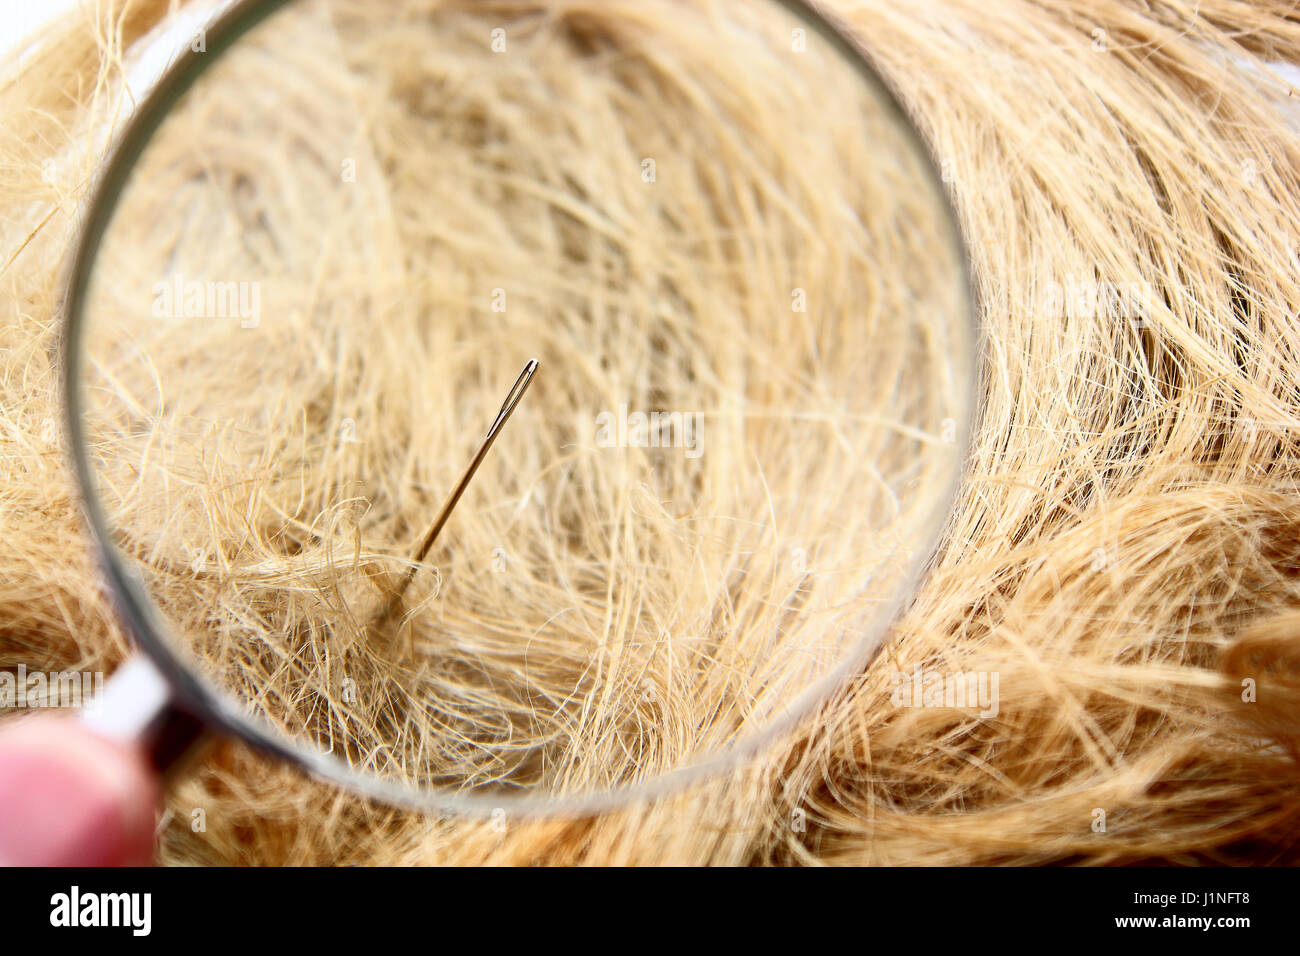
[1,0,1299,864]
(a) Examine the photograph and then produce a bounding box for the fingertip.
[0,716,160,867]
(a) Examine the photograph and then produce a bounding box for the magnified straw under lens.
[65,0,977,816]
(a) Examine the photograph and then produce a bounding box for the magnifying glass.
[62,0,977,817]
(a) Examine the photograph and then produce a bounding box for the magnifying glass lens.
[74,0,973,811]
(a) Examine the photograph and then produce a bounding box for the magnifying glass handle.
[80,655,207,775]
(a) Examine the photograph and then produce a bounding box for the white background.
[0,0,79,60]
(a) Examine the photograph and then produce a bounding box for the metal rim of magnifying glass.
[61,0,983,818]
